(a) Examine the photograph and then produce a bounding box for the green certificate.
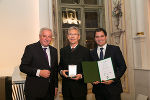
[82,57,115,83]
[82,61,100,83]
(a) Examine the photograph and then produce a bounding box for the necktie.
[43,48,49,62]
[100,48,104,60]
[71,48,75,52]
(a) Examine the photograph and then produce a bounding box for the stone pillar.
[136,0,145,35]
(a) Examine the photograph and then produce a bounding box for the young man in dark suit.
[20,28,58,100]
[59,26,91,100]
[90,28,127,100]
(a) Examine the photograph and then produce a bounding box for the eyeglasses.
[68,33,79,36]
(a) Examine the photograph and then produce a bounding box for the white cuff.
[36,69,40,77]
[60,70,63,75]
[81,74,82,79]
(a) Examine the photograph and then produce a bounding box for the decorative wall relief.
[112,0,122,29]
[111,0,125,45]
[107,0,128,92]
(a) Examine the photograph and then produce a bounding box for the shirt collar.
[70,44,78,49]
[42,45,49,49]
[97,44,107,50]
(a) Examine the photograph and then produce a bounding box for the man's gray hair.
[68,26,80,35]
[39,27,52,36]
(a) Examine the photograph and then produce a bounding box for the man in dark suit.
[20,28,58,100]
[90,28,127,100]
[59,26,91,100]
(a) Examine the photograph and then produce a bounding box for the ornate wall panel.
[106,0,128,92]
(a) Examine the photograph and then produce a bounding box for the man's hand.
[61,70,68,78]
[71,74,82,80]
[93,81,100,85]
[101,80,114,85]
[55,88,58,96]
[93,80,114,85]
[39,70,50,78]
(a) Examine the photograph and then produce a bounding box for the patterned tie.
[43,48,49,62]
[100,48,104,60]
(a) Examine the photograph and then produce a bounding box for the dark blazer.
[59,45,91,97]
[90,44,126,95]
[20,41,58,98]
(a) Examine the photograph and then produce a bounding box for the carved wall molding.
[106,0,128,92]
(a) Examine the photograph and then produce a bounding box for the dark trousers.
[25,89,54,100]
[95,93,121,100]
[63,95,86,100]
[25,95,54,100]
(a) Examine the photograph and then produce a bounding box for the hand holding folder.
[82,57,115,83]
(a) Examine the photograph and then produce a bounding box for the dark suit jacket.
[59,45,91,97]
[20,41,58,97]
[90,44,127,95]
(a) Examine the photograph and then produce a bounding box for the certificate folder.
[82,58,115,83]
[82,61,101,83]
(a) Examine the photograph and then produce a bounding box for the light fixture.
[62,8,81,25]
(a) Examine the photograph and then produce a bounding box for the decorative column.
[133,0,148,68]
[136,0,145,36]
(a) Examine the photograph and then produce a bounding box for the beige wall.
[0,0,49,77]
[1,0,150,99]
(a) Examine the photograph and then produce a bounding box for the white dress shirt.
[36,46,51,77]
[97,44,107,59]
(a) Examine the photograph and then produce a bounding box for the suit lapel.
[65,45,72,54]
[104,44,110,59]
[93,48,99,61]
[73,45,80,54]
[37,42,46,59]
[36,42,50,67]
[49,46,53,68]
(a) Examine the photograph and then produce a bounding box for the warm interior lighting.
[62,8,81,25]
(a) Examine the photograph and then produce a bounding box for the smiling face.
[39,30,52,47]
[67,29,80,46]
[95,31,107,47]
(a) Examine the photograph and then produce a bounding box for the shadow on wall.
[12,66,26,82]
